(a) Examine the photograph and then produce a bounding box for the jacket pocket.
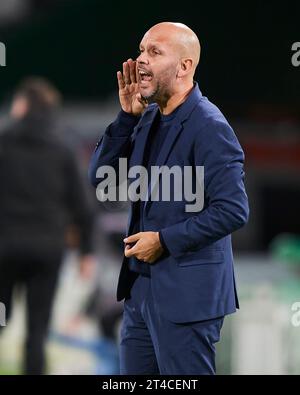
[176,247,224,267]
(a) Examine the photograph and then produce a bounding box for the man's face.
[136,30,180,104]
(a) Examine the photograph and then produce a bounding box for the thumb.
[124,232,142,243]
[136,93,148,107]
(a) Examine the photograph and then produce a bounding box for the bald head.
[136,22,201,111]
[145,22,201,72]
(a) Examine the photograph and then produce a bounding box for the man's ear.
[177,58,193,78]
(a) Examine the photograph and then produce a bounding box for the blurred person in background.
[0,77,95,375]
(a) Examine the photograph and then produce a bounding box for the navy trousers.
[119,273,224,375]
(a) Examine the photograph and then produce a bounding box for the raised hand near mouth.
[117,58,148,116]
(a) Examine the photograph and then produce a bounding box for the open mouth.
[138,69,153,82]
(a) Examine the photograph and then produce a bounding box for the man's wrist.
[107,109,140,138]
[119,109,141,122]
[158,231,169,254]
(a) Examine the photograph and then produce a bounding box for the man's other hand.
[123,231,164,263]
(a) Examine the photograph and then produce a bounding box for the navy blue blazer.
[89,83,249,323]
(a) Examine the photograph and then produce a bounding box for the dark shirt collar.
[160,101,182,122]
[137,81,202,130]
[142,81,202,127]
[170,81,202,124]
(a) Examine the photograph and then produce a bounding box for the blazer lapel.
[155,122,183,168]
[127,106,158,236]
[143,83,203,212]
[144,121,184,212]
[129,107,159,168]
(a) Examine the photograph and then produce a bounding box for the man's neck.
[159,83,194,115]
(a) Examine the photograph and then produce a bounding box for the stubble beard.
[141,81,171,108]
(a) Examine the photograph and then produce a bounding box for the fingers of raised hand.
[121,59,137,85]
[123,61,130,85]
[128,59,137,84]
[117,71,125,90]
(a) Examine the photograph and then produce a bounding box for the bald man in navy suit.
[89,22,249,375]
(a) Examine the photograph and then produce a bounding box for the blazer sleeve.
[160,120,249,259]
[88,110,140,187]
